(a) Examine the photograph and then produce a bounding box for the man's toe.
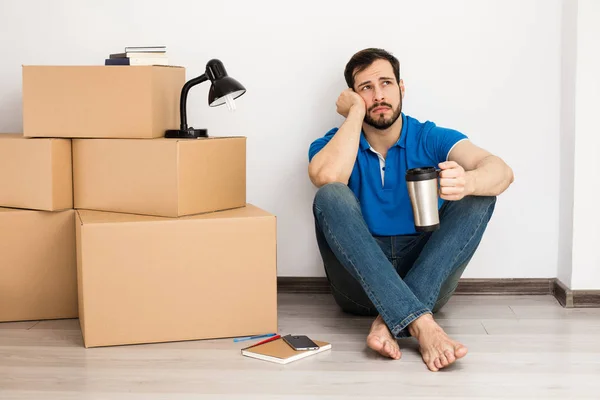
[445,350,456,363]
[455,345,468,359]
[439,353,449,367]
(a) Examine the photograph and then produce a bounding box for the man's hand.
[336,88,366,118]
[438,161,470,201]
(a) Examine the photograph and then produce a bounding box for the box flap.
[22,65,184,69]
[75,209,84,225]
[0,207,29,214]
[153,136,246,143]
[77,209,167,225]
[182,204,272,220]
[0,133,25,139]
[77,204,273,225]
[0,134,69,144]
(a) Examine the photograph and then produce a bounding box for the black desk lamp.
[165,59,246,138]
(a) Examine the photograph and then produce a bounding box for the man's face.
[353,59,404,130]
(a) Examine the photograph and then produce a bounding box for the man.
[307,48,514,372]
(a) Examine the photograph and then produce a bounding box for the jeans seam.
[329,282,373,312]
[315,206,394,326]
[391,308,431,337]
[400,234,427,256]
[425,200,495,306]
[435,285,457,307]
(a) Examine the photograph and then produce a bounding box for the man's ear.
[399,79,405,98]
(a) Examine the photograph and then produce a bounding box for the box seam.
[48,140,56,210]
[176,142,181,216]
[76,212,86,343]
[69,139,75,210]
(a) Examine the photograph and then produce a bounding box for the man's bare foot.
[366,315,401,360]
[408,314,467,372]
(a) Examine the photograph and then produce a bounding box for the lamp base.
[165,128,208,139]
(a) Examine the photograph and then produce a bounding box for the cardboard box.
[23,65,184,138]
[0,134,72,211]
[73,137,246,217]
[76,204,277,348]
[0,208,77,322]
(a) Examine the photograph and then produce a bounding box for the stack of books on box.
[0,62,277,349]
[105,45,169,66]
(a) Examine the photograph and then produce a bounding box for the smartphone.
[282,334,319,351]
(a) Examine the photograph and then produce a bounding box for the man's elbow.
[503,159,515,186]
[312,173,348,188]
[308,165,348,188]
[507,165,515,185]
[498,161,515,194]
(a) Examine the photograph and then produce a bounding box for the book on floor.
[241,337,331,364]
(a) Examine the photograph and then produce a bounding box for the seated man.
[308,48,514,372]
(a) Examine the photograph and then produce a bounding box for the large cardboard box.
[73,137,246,217]
[0,134,72,211]
[76,204,277,348]
[22,65,184,138]
[0,208,77,322]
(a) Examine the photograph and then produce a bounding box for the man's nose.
[373,86,385,102]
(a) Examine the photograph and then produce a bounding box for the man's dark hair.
[344,48,400,89]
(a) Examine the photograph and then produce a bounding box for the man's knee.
[470,195,496,221]
[313,182,358,215]
[462,194,496,209]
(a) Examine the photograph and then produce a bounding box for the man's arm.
[308,89,366,187]
[438,140,514,200]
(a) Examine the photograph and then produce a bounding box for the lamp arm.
[179,73,209,130]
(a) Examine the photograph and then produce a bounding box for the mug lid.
[406,167,438,181]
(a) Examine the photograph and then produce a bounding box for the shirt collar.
[359,113,408,151]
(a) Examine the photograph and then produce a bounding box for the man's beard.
[364,99,402,130]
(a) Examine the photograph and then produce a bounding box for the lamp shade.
[165,58,246,139]
[208,76,246,107]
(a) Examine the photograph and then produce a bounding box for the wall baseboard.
[277,277,331,294]
[552,278,571,307]
[552,279,600,308]
[455,278,553,295]
[277,277,600,308]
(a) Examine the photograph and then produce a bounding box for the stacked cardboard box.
[0,135,76,322]
[0,65,277,347]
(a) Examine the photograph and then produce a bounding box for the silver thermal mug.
[406,167,440,232]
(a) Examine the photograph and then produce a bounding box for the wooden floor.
[2,293,600,399]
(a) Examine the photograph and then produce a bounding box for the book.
[241,337,331,364]
[109,52,167,59]
[124,46,166,53]
[105,57,169,66]
[105,46,168,66]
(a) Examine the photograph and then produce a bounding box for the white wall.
[556,0,600,291]
[0,0,562,278]
[571,0,600,290]
[558,0,577,288]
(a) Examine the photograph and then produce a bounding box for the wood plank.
[1,293,600,399]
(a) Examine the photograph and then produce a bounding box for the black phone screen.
[282,334,319,350]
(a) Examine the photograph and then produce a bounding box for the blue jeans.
[312,182,496,338]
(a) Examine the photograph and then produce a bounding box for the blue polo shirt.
[308,113,468,236]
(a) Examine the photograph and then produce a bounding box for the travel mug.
[405,167,440,232]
